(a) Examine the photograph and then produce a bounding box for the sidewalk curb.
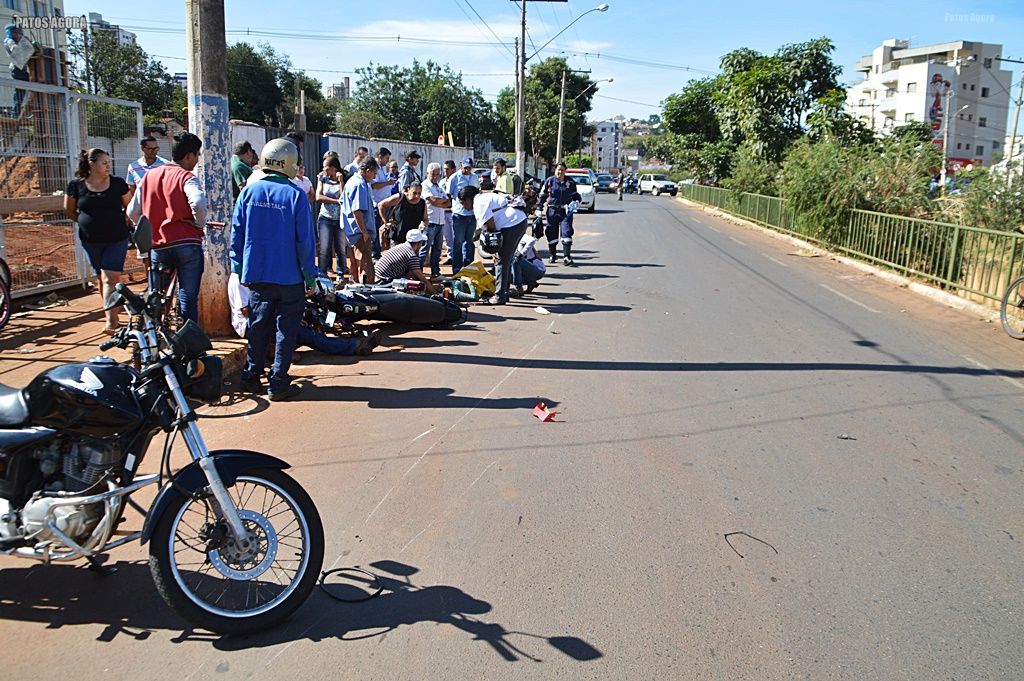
[210,338,247,378]
[674,196,1002,324]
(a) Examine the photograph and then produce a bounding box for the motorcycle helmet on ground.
[481,230,503,255]
[258,138,299,179]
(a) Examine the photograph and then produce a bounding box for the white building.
[88,12,136,47]
[1005,133,1023,163]
[847,39,1013,168]
[590,119,622,172]
[327,77,351,100]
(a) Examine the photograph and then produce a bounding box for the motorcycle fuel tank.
[26,358,143,438]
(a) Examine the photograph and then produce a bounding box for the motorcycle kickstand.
[86,555,118,577]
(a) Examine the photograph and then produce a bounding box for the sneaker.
[239,375,266,395]
[509,286,524,299]
[549,255,558,264]
[563,257,576,267]
[268,384,301,402]
[485,295,507,306]
[355,329,381,356]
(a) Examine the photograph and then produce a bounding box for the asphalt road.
[2,193,1023,680]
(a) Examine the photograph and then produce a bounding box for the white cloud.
[562,39,614,53]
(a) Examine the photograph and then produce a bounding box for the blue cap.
[461,156,474,167]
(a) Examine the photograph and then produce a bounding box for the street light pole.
[515,1,527,178]
[941,98,969,196]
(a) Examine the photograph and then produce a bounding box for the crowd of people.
[62,131,586,401]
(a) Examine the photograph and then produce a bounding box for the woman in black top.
[376,181,428,248]
[63,148,132,333]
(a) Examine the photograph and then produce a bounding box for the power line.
[452,0,517,59]
[594,94,662,108]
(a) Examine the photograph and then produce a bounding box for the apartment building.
[846,39,1013,168]
[590,119,622,172]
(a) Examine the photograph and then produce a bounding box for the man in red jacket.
[127,133,208,325]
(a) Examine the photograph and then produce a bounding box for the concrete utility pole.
[185,0,232,335]
[555,70,566,163]
[516,1,527,177]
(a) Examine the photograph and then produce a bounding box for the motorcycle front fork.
[163,363,248,541]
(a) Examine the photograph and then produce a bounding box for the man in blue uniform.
[539,162,582,266]
[231,139,317,402]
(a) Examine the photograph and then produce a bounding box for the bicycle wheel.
[0,257,11,291]
[1000,275,1024,340]
[0,276,10,331]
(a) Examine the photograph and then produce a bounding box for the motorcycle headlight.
[169,320,213,362]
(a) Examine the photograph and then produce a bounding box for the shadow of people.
[297,384,560,410]
[215,560,603,663]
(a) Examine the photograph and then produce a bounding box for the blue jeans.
[512,256,544,288]
[317,215,346,275]
[150,242,204,326]
[451,213,476,273]
[371,208,382,259]
[297,325,357,355]
[420,223,444,275]
[494,222,527,301]
[242,282,305,393]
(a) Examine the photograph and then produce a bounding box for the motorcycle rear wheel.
[148,468,324,635]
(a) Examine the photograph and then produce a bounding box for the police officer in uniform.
[539,161,582,266]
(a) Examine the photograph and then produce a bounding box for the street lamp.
[556,77,612,162]
[516,3,610,177]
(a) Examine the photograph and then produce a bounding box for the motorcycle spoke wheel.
[149,469,324,634]
[0,277,10,331]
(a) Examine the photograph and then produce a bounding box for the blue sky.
[64,0,1023,123]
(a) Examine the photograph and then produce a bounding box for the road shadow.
[544,272,616,281]
[296,383,559,410]
[590,208,623,214]
[578,262,665,269]
[215,560,603,663]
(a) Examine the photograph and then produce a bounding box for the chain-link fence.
[0,79,143,298]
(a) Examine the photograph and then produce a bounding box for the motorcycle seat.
[0,383,30,426]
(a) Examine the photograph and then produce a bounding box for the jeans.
[420,223,444,275]
[150,242,204,326]
[317,215,346,274]
[371,208,382,259]
[297,325,356,355]
[451,213,476,273]
[512,256,544,288]
[242,282,305,393]
[443,211,454,254]
[494,222,527,302]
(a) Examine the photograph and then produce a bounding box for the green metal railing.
[678,184,1024,304]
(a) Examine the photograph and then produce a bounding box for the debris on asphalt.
[533,402,557,422]
[837,433,857,440]
[18,348,35,354]
[534,306,551,315]
[788,249,820,258]
[724,531,779,559]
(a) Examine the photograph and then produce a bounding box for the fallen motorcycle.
[306,280,466,332]
[0,283,324,634]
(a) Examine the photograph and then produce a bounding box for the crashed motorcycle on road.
[0,283,324,634]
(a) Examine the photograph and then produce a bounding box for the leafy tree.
[662,77,722,142]
[859,135,941,217]
[67,29,178,123]
[777,136,862,242]
[806,89,875,146]
[942,166,1024,231]
[889,121,934,144]
[226,42,286,126]
[722,142,779,195]
[345,61,495,147]
[563,152,592,167]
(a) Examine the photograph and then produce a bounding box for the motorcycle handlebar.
[98,336,120,351]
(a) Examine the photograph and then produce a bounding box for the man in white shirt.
[457,180,528,305]
[126,136,169,193]
[440,160,457,264]
[345,146,369,178]
[3,24,35,118]
[421,162,450,276]
[511,231,546,297]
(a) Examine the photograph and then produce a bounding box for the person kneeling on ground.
[510,226,546,297]
[457,183,528,305]
[228,272,379,356]
[373,228,442,294]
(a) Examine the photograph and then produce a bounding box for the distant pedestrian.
[399,150,422,190]
[446,156,480,273]
[345,146,369,178]
[3,25,35,117]
[315,156,347,278]
[343,157,379,284]
[231,138,317,402]
[126,132,208,326]
[420,163,450,276]
[64,148,132,333]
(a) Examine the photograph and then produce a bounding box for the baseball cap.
[461,156,474,167]
[405,229,428,243]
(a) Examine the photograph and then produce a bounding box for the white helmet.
[258,138,299,179]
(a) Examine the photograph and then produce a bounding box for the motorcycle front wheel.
[149,468,325,635]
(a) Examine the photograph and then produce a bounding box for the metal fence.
[679,183,1024,304]
[0,78,143,298]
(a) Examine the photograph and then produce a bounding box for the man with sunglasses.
[126,136,168,194]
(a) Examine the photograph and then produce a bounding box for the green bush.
[777,137,862,243]
[722,142,779,196]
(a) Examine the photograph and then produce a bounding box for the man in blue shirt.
[230,138,317,402]
[446,156,480,273]
[344,157,379,284]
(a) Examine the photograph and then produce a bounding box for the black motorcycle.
[0,283,324,634]
[306,281,465,332]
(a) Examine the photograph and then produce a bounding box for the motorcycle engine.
[36,439,125,494]
[21,494,103,545]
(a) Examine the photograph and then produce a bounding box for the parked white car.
[638,173,677,197]
[564,172,597,213]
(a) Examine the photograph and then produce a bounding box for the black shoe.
[239,375,266,395]
[355,330,381,356]
[268,384,301,402]
[549,255,558,264]
[525,282,538,294]
[509,286,524,299]
[563,257,576,267]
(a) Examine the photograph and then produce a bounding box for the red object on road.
[533,402,557,422]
